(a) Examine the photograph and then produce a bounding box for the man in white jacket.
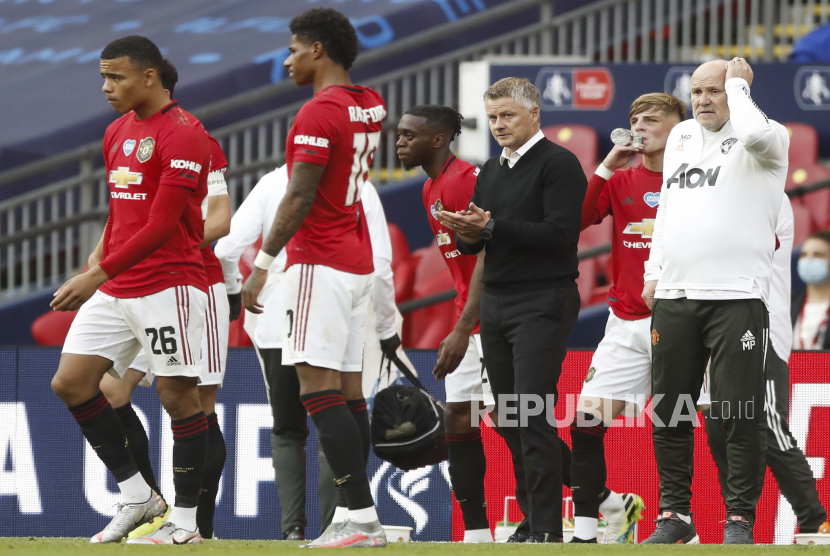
[215,167,404,539]
[641,58,789,545]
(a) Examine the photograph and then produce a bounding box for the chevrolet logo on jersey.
[623,219,655,238]
[666,163,721,188]
[109,167,143,189]
[436,232,451,246]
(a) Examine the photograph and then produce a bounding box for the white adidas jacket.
[644,77,789,305]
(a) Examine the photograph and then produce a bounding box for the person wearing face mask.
[793,230,830,350]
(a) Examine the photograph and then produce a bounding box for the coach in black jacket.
[437,77,587,543]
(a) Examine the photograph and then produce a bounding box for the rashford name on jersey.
[285,85,387,275]
[101,101,210,298]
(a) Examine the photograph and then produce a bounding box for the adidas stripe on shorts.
[129,283,230,387]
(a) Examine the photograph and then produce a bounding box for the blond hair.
[483,77,540,112]
[629,92,686,122]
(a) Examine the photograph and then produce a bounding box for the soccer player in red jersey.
[241,9,387,548]
[50,36,211,545]
[396,105,495,543]
[89,58,232,541]
[569,93,703,544]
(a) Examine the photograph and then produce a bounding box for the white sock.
[676,513,691,524]
[463,528,494,543]
[348,506,379,524]
[168,506,198,532]
[118,472,152,504]
[600,491,624,514]
[331,506,349,524]
[574,517,598,540]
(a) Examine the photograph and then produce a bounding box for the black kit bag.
[371,352,448,471]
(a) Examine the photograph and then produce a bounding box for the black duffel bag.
[371,352,448,471]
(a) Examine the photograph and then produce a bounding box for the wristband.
[254,250,275,270]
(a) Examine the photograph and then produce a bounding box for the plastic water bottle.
[610,128,643,148]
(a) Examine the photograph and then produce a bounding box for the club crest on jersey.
[136,137,155,163]
[122,139,136,157]
[644,192,660,208]
[436,232,451,246]
[721,137,738,155]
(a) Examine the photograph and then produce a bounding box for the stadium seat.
[576,258,597,307]
[792,202,812,246]
[393,250,421,305]
[786,164,830,231]
[578,216,613,270]
[542,125,598,168]
[783,122,819,166]
[402,242,456,348]
[387,223,410,271]
[31,309,76,345]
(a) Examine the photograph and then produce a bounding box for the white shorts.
[63,286,206,381]
[580,309,709,416]
[129,283,230,387]
[445,334,495,407]
[281,264,373,372]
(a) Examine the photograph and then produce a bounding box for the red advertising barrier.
[452,350,830,544]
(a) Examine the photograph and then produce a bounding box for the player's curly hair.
[289,8,359,70]
[101,35,164,74]
[160,58,178,97]
[404,105,464,141]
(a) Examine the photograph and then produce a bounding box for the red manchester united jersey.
[285,85,386,275]
[584,165,661,320]
[201,132,229,286]
[422,156,480,334]
[100,101,209,298]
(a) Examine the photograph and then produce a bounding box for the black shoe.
[723,515,753,544]
[283,526,304,541]
[526,532,563,543]
[569,537,598,543]
[641,510,699,544]
[506,518,530,543]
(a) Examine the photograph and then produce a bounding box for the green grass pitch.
[0,538,821,554]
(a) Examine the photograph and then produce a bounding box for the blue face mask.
[798,257,830,285]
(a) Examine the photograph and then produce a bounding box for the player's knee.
[51,373,70,399]
[444,402,474,434]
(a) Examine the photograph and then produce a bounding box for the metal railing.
[0,0,823,300]
[398,177,830,314]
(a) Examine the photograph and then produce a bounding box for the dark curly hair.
[404,105,464,142]
[160,58,178,97]
[289,8,359,70]
[101,35,164,74]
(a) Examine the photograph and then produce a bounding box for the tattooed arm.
[241,162,325,313]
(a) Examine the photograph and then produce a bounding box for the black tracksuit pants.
[651,298,768,521]
[480,284,580,536]
[260,348,339,534]
[705,348,827,532]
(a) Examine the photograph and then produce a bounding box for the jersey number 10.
[346,132,381,206]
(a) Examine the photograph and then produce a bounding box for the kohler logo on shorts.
[665,163,721,189]
[741,330,755,350]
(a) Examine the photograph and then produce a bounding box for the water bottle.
[610,128,643,148]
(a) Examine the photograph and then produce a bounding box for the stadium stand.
[785,122,820,165]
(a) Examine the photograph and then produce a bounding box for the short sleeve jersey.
[100,101,210,298]
[285,85,386,275]
[589,164,662,319]
[421,156,480,334]
[200,132,229,286]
